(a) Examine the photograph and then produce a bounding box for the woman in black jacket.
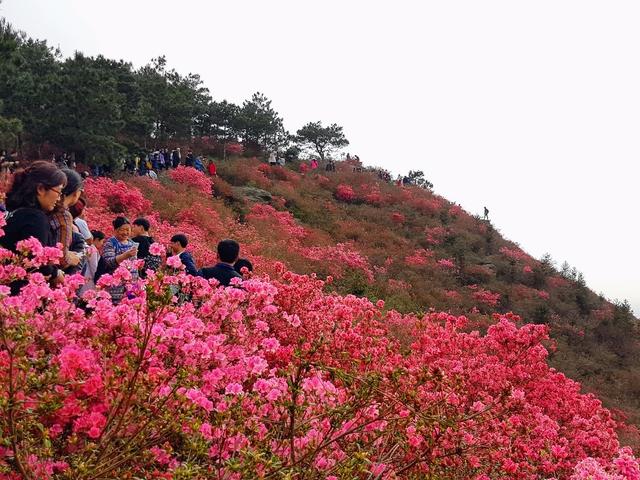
[1,161,67,293]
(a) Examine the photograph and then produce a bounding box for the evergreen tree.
[296,121,349,161]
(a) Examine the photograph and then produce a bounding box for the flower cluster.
[0,175,638,479]
[168,166,214,195]
[500,245,531,263]
[334,184,356,202]
[85,177,152,214]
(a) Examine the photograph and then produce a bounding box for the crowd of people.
[0,150,19,174]
[122,148,215,178]
[48,148,218,180]
[0,160,250,302]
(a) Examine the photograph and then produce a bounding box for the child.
[79,230,106,295]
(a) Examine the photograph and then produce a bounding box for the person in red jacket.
[207,159,217,177]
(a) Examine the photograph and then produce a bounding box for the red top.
[208,162,217,176]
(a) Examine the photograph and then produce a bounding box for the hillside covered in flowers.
[2,160,638,478]
[171,159,640,436]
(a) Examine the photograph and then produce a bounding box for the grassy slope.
[129,158,640,440]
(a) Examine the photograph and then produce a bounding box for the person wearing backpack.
[131,217,161,278]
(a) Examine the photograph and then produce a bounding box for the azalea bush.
[1,176,640,478]
[1,245,639,478]
[168,166,214,195]
[335,184,355,203]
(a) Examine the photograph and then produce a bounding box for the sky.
[2,0,639,315]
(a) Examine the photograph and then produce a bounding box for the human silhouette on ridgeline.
[484,206,490,221]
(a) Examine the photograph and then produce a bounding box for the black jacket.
[0,207,59,293]
[1,207,55,252]
[200,263,242,287]
[132,235,154,259]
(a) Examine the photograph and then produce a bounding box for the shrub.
[335,184,355,202]
[168,166,213,195]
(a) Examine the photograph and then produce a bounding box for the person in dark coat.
[172,149,181,168]
[132,217,161,278]
[169,234,199,276]
[234,258,253,275]
[184,150,195,167]
[0,161,68,293]
[200,239,242,287]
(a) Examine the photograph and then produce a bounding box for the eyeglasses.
[49,187,63,196]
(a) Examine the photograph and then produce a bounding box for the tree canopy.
[0,17,350,166]
[296,121,349,161]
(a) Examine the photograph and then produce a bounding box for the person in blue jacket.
[169,233,199,276]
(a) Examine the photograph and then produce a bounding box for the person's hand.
[67,251,82,266]
[126,247,138,259]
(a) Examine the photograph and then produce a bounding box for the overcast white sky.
[2,0,639,315]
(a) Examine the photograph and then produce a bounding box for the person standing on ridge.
[207,158,217,176]
[484,206,489,220]
[185,150,195,167]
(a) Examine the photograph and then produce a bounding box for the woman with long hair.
[0,160,67,293]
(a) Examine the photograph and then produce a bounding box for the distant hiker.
[207,159,217,176]
[185,150,195,167]
[194,156,204,172]
[310,159,318,170]
[277,156,285,166]
[169,233,199,276]
[325,160,336,172]
[172,148,181,168]
[268,151,277,166]
[346,153,351,161]
[234,257,253,275]
[200,239,243,287]
[132,217,162,278]
[484,206,489,220]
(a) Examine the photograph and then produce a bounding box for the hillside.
[1,162,640,478]
[92,158,640,438]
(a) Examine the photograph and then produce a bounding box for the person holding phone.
[100,216,138,303]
